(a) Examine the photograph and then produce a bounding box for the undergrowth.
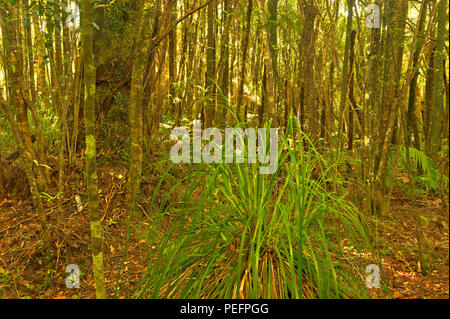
[117,117,380,299]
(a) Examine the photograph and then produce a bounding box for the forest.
[0,0,448,300]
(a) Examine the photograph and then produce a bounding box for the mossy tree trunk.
[126,0,154,214]
[374,0,408,216]
[82,0,107,299]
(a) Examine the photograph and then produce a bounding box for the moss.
[86,134,96,160]
[94,0,140,69]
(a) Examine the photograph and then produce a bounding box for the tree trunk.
[168,0,177,116]
[81,0,107,299]
[429,0,447,161]
[407,0,428,152]
[337,0,354,151]
[237,0,253,122]
[205,0,217,127]
[257,0,277,126]
[374,0,408,216]
[126,0,154,214]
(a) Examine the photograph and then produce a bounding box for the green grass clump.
[124,117,375,299]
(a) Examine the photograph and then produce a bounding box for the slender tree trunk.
[429,0,447,161]
[348,30,357,151]
[268,0,278,116]
[33,12,49,110]
[327,60,335,149]
[257,0,277,126]
[364,0,382,215]
[205,0,216,127]
[81,0,107,299]
[407,0,428,152]
[126,0,154,213]
[424,44,436,154]
[216,0,231,127]
[168,0,177,116]
[374,0,408,216]
[237,0,252,122]
[300,0,318,138]
[337,0,354,151]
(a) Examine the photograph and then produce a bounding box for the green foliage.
[0,267,12,298]
[0,267,12,284]
[103,0,135,33]
[0,108,59,156]
[94,0,140,68]
[0,112,14,155]
[99,92,130,162]
[123,117,376,299]
[388,146,449,192]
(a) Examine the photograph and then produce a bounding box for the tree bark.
[257,0,277,126]
[237,0,253,122]
[205,0,217,127]
[82,0,107,299]
[429,0,447,161]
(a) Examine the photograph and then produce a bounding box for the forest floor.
[0,160,448,299]
[371,192,449,298]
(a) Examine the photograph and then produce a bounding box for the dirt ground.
[0,164,448,299]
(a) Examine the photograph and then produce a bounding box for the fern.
[388,146,448,191]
